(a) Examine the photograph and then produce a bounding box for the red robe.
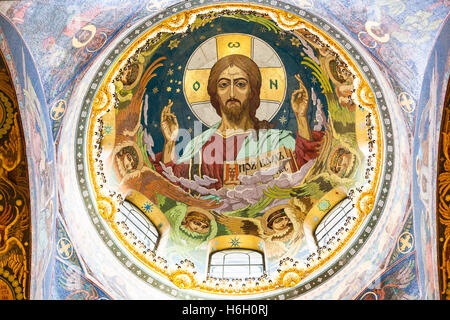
[153,130,324,190]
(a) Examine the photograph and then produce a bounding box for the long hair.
[207,54,275,131]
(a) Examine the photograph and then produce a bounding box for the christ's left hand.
[291,74,312,140]
[291,74,309,117]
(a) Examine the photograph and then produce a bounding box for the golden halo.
[183,33,287,127]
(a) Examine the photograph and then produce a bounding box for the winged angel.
[106,58,220,210]
[264,29,365,214]
[211,29,366,256]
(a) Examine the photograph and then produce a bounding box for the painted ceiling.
[0,0,448,300]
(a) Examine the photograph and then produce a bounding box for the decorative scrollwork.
[271,11,304,30]
[356,192,375,216]
[0,52,30,300]
[97,197,116,224]
[437,87,450,299]
[357,83,376,107]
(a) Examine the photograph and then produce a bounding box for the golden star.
[168,38,180,50]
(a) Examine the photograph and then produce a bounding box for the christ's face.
[216,65,251,121]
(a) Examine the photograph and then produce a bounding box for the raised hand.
[291,74,309,117]
[160,99,179,143]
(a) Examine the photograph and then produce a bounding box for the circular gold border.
[85,2,385,296]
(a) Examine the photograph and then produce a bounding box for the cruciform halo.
[183,33,287,127]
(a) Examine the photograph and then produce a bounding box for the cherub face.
[182,212,210,234]
[123,152,135,172]
[271,215,292,232]
[75,29,92,43]
[267,210,293,233]
[115,146,139,176]
[329,148,355,178]
[121,64,139,85]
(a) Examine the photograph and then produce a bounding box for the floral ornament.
[317,199,331,212]
[102,123,113,136]
[142,201,154,214]
[230,237,241,248]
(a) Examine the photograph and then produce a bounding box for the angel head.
[115,145,140,175]
[121,63,140,86]
[263,205,296,242]
[181,207,214,235]
[327,146,357,179]
[266,209,293,233]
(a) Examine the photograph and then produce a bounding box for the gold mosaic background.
[0,51,31,300]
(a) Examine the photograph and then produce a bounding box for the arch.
[0,13,57,300]
[412,15,450,299]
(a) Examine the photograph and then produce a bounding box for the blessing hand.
[160,99,179,143]
[291,74,309,118]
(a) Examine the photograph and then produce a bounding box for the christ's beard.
[221,98,249,122]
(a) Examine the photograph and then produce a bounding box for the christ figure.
[152,54,325,190]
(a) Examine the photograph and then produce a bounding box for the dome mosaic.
[75,0,395,299]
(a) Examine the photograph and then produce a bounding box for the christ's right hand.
[161,99,178,163]
[161,99,179,143]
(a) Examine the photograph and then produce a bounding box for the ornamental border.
[74,0,395,300]
[437,78,450,300]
